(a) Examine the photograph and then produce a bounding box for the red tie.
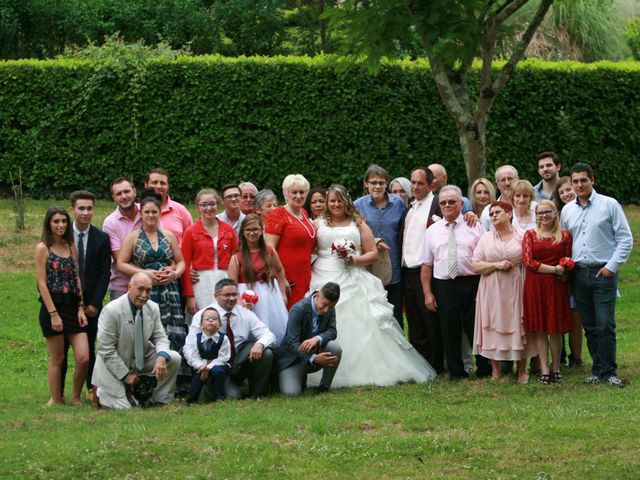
[225,311,235,364]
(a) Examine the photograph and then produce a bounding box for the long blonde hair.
[535,200,561,243]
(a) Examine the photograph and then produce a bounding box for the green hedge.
[1,56,638,203]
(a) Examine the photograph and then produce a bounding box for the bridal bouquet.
[331,238,356,261]
[241,290,259,305]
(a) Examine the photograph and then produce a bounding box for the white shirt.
[188,301,276,351]
[183,331,231,370]
[402,192,435,268]
[73,223,90,259]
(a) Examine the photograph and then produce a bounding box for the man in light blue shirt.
[561,162,633,388]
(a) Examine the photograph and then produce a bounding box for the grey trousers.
[279,341,342,396]
[225,342,273,399]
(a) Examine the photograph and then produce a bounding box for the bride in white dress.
[308,184,436,388]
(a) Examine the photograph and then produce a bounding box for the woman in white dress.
[228,214,289,345]
[308,184,436,388]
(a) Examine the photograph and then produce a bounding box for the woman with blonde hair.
[469,178,496,216]
[508,179,537,230]
[522,200,574,384]
[265,174,315,309]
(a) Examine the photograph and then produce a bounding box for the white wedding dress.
[308,219,436,388]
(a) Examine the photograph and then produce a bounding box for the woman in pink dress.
[265,174,316,309]
[522,200,574,384]
[472,201,529,382]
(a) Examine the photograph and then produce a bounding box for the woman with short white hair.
[265,174,315,309]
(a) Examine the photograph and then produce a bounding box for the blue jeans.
[571,266,618,379]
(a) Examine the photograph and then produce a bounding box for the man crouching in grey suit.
[276,282,342,396]
[92,272,181,408]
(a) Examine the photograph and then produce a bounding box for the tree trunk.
[457,120,486,184]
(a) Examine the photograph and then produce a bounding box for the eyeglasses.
[536,210,554,217]
[241,194,256,199]
[202,316,220,322]
[488,210,505,217]
[198,202,217,209]
[224,194,241,200]
[245,228,262,234]
[439,199,459,206]
[367,180,387,187]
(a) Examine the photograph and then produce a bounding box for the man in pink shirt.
[102,177,142,300]
[418,185,490,379]
[145,168,193,245]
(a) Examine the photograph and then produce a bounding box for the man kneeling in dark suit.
[276,282,342,396]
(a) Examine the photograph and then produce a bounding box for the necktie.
[204,336,214,354]
[225,312,235,364]
[134,309,145,371]
[77,231,85,288]
[447,222,458,279]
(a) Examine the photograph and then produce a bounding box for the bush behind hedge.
[0,56,638,203]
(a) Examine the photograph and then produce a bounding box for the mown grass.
[1,200,639,479]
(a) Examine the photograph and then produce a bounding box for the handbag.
[366,242,393,286]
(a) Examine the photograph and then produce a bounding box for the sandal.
[538,374,551,385]
[552,371,564,384]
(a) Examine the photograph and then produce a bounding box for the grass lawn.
[1,200,639,479]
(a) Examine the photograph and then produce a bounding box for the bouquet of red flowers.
[559,257,575,271]
[331,238,356,261]
[241,290,259,305]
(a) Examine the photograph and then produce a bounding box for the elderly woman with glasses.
[181,188,238,315]
[265,174,315,309]
[522,200,574,384]
[472,201,530,382]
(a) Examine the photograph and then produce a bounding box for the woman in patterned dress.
[35,206,89,406]
[118,190,186,351]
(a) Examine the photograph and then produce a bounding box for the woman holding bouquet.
[308,184,436,388]
[228,214,289,345]
[522,200,574,384]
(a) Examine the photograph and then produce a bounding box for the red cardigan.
[181,219,238,297]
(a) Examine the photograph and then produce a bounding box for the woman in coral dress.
[265,174,316,310]
[472,201,529,383]
[522,200,574,384]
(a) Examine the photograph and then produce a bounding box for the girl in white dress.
[308,185,436,388]
[228,214,289,345]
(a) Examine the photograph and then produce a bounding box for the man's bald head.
[428,163,448,193]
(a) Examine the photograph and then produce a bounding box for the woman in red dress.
[265,174,315,309]
[522,200,574,384]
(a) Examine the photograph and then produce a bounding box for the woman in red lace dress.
[522,200,574,384]
[265,174,315,309]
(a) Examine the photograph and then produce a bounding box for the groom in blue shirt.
[561,162,633,388]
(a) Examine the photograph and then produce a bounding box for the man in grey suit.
[93,272,181,408]
[276,282,342,396]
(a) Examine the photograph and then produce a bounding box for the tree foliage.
[324,0,555,183]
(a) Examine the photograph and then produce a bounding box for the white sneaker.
[606,376,626,388]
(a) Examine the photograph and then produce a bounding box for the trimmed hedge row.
[1,56,638,203]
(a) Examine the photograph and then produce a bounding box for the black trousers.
[432,275,490,378]
[403,267,443,373]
